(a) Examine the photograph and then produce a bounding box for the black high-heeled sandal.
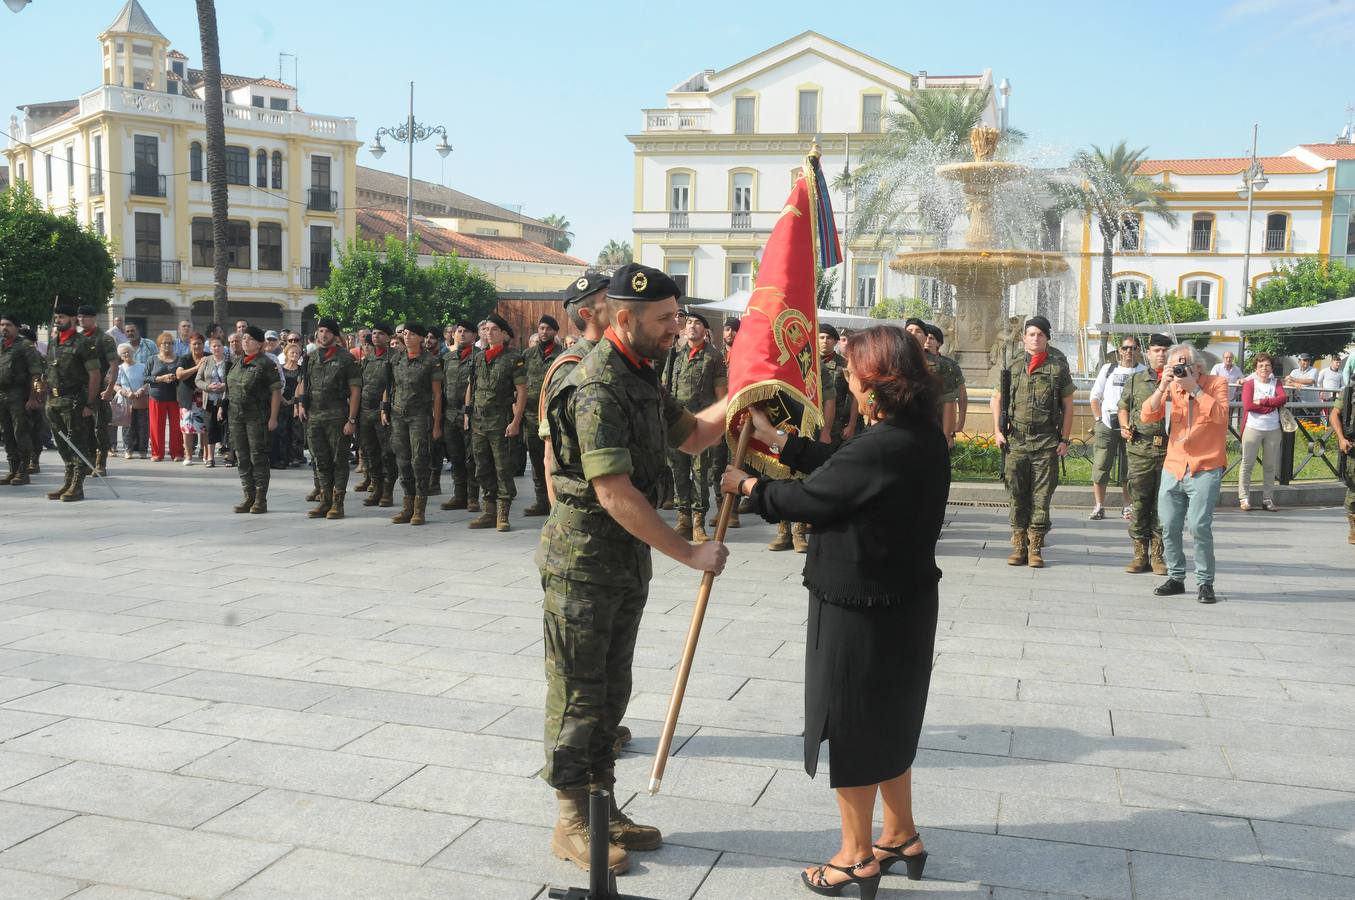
[799,857,880,899]
[874,833,928,880]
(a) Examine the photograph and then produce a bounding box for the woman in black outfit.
[722,325,950,899]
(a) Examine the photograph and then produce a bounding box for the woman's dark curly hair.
[844,325,940,421]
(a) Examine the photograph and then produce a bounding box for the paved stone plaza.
[0,461,1352,899]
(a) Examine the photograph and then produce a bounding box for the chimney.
[917,70,928,90]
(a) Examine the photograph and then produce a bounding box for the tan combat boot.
[440,488,468,511]
[61,467,87,502]
[1,464,17,485]
[691,515,709,544]
[1006,529,1028,566]
[326,491,346,520]
[551,790,629,875]
[378,484,395,508]
[1125,540,1151,574]
[307,488,332,519]
[791,522,809,553]
[523,492,550,517]
[1027,529,1046,568]
[47,465,74,500]
[467,500,496,528]
[726,507,740,529]
[410,496,427,526]
[1348,515,1355,545]
[232,488,256,514]
[613,725,632,754]
[391,495,414,524]
[249,487,268,514]
[767,521,793,551]
[591,781,662,851]
[363,486,383,507]
[466,495,481,513]
[496,498,511,532]
[354,474,371,493]
[673,511,692,540]
[304,485,322,503]
[1149,535,1168,575]
[94,450,108,477]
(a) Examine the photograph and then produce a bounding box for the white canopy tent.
[1093,296,1355,334]
[688,291,900,329]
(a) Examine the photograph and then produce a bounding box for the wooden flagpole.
[648,417,755,795]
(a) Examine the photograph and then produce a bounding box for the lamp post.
[1236,123,1268,363]
[4,0,32,12]
[999,78,1011,134]
[367,82,452,243]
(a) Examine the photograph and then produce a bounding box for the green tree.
[870,297,933,320]
[194,0,230,328]
[1054,142,1179,362]
[316,235,498,330]
[1245,257,1355,363]
[1112,289,1211,352]
[596,239,632,268]
[541,213,573,253]
[0,181,114,326]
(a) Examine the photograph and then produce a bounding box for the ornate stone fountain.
[890,127,1068,385]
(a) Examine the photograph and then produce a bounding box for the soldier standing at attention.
[539,274,610,507]
[439,320,480,512]
[43,300,101,502]
[905,317,961,445]
[76,305,120,476]
[226,326,281,514]
[467,312,526,532]
[668,310,727,544]
[0,311,45,486]
[1118,333,1172,574]
[522,314,562,517]
[387,323,443,526]
[297,318,361,520]
[925,323,967,442]
[991,315,1075,568]
[538,263,730,875]
[357,322,397,509]
[711,317,741,528]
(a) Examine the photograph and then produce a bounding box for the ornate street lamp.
[368,82,452,242]
[4,0,33,12]
[1237,123,1267,362]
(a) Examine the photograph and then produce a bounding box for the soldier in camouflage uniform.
[357,322,397,508]
[711,317,740,528]
[539,273,610,508]
[769,324,840,553]
[225,326,281,514]
[387,323,443,526]
[43,301,101,502]
[991,316,1075,568]
[438,321,480,512]
[468,312,526,532]
[1329,384,1355,545]
[1118,333,1172,575]
[76,305,120,476]
[668,310,727,543]
[925,323,967,444]
[656,309,687,510]
[905,317,962,440]
[537,263,729,875]
[522,314,563,517]
[0,311,45,485]
[298,318,361,520]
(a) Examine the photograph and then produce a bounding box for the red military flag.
[725,150,841,477]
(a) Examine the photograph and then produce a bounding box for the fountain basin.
[890,248,1068,286]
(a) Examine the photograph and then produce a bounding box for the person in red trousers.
[146,333,184,461]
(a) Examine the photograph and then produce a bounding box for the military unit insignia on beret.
[632,271,648,294]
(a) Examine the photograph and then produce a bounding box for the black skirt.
[805,588,939,788]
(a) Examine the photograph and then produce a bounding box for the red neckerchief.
[1155,367,1164,379]
[485,343,506,364]
[540,339,558,357]
[57,327,77,345]
[2,337,12,349]
[406,345,421,360]
[605,326,651,368]
[374,346,386,358]
[323,345,338,361]
[459,344,473,361]
[687,340,706,361]
[243,354,257,365]
[83,327,97,337]
[1027,351,1048,375]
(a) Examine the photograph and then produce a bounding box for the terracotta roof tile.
[167,49,188,60]
[358,209,588,266]
[186,69,295,92]
[1137,156,1318,176]
[1297,143,1355,160]
[356,166,561,233]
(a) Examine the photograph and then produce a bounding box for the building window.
[310,225,333,282]
[94,212,104,236]
[190,142,202,181]
[861,94,882,133]
[258,222,282,270]
[1189,213,1214,252]
[171,60,184,77]
[134,135,158,177]
[134,212,160,261]
[271,151,283,189]
[728,260,753,295]
[227,220,251,269]
[798,90,818,133]
[732,171,753,212]
[669,172,690,211]
[16,162,23,183]
[734,97,755,134]
[256,149,267,188]
[66,146,74,188]
[251,96,265,108]
[167,81,178,95]
[269,97,289,111]
[666,259,691,296]
[1264,212,1288,252]
[1113,278,1145,311]
[44,153,52,192]
[191,218,212,267]
[224,146,250,185]
[854,262,878,307]
[1184,278,1214,309]
[1348,210,1355,256]
[475,227,500,236]
[1035,279,1063,331]
[91,135,102,194]
[1119,213,1140,251]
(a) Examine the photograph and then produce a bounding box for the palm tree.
[540,213,573,253]
[195,0,229,328]
[1054,142,1178,361]
[596,239,632,268]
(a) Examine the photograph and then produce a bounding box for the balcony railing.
[88,173,103,196]
[300,266,330,289]
[1189,230,1213,253]
[862,113,882,134]
[307,188,338,212]
[120,257,180,284]
[669,211,689,230]
[1264,229,1286,252]
[731,211,752,230]
[734,114,755,134]
[642,108,711,132]
[798,114,818,134]
[130,173,166,197]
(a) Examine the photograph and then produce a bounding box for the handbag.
[111,393,132,428]
[1279,407,1298,433]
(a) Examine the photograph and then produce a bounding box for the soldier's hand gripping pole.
[55,427,121,499]
[649,418,754,796]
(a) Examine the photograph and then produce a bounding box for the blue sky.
[2,0,1352,263]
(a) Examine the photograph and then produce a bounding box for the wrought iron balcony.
[1189,231,1213,253]
[668,211,689,230]
[120,257,180,284]
[1264,229,1286,252]
[130,173,166,197]
[300,266,330,289]
[798,114,818,134]
[731,211,752,230]
[88,173,103,196]
[307,189,338,212]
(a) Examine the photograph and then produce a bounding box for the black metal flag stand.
[547,790,653,900]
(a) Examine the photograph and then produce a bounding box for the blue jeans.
[1158,467,1222,586]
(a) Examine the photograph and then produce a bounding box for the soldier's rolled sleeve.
[265,366,283,393]
[512,355,527,386]
[1058,365,1076,398]
[576,382,634,480]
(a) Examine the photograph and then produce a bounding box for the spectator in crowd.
[176,334,208,465]
[124,323,155,368]
[1238,352,1286,512]
[351,328,370,361]
[1285,352,1319,394]
[272,340,304,468]
[263,331,282,363]
[234,319,249,336]
[114,343,149,458]
[1088,336,1144,520]
[172,320,194,358]
[1209,350,1244,399]
[227,332,243,361]
[196,337,229,468]
[1316,354,1345,401]
[107,316,128,346]
[146,333,184,462]
[1141,343,1229,603]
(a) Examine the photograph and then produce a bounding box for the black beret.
[370,320,394,336]
[0,310,16,325]
[1148,332,1173,348]
[76,304,98,316]
[686,310,710,329]
[723,317,741,331]
[54,299,78,317]
[456,320,474,331]
[317,317,341,334]
[426,325,441,337]
[538,315,560,331]
[819,322,840,341]
[904,317,927,331]
[403,323,428,337]
[244,325,266,343]
[606,263,681,302]
[923,323,944,344]
[19,326,37,341]
[564,272,610,305]
[486,313,511,334]
[1024,315,1052,338]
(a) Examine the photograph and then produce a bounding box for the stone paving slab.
[0,461,1353,898]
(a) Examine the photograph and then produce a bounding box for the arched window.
[1113,277,1146,312]
[1119,213,1141,251]
[1264,212,1288,252]
[1189,213,1214,252]
[190,142,202,182]
[271,151,283,189]
[1183,277,1216,310]
[256,149,267,188]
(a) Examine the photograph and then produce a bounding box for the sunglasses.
[285,338,301,343]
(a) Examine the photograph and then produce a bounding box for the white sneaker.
[123,451,133,460]
[183,458,194,467]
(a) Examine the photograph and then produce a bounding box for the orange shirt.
[1141,372,1229,478]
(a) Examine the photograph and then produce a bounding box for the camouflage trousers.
[358,409,395,492]
[1126,451,1166,543]
[45,399,94,472]
[230,413,270,491]
[473,426,517,503]
[711,435,730,489]
[443,410,477,499]
[523,415,547,502]
[1,391,33,472]
[1005,445,1059,533]
[91,397,111,456]
[1346,486,1354,517]
[307,414,351,493]
[541,570,648,790]
[392,413,432,497]
[670,446,713,514]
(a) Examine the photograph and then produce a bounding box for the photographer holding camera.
[1140,343,1230,603]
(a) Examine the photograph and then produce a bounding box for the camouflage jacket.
[0,336,44,395]
[441,346,474,412]
[85,330,119,382]
[224,353,281,418]
[45,330,100,404]
[1003,350,1075,450]
[359,347,393,411]
[925,351,963,404]
[1119,367,1167,458]
[669,341,726,413]
[819,352,840,412]
[523,340,564,423]
[470,345,525,433]
[303,344,361,418]
[537,338,595,441]
[389,348,440,418]
[826,352,853,438]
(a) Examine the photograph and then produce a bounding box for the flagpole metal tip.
[647,777,661,796]
[809,136,822,160]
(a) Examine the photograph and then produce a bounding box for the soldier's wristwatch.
[769,428,787,454]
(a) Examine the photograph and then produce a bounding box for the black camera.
[1172,364,1189,378]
